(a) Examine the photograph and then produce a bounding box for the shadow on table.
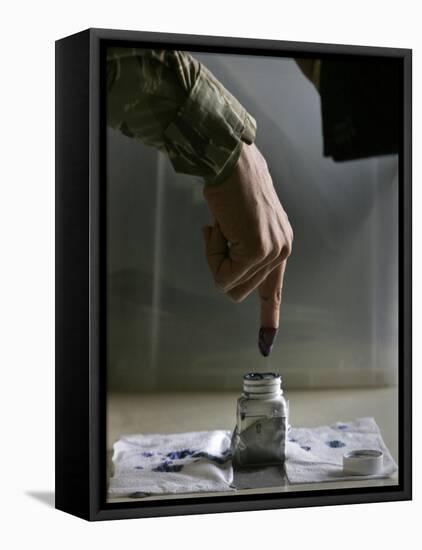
[25,491,55,508]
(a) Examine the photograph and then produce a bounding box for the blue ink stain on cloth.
[300,445,311,451]
[134,448,233,474]
[165,449,232,465]
[152,460,184,473]
[337,424,348,430]
[326,440,346,448]
[166,449,195,460]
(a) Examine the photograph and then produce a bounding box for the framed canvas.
[55,28,412,521]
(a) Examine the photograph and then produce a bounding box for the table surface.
[107,387,398,502]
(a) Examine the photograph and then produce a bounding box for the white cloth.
[109,430,234,496]
[285,417,397,484]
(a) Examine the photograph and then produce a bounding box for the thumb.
[202,223,231,288]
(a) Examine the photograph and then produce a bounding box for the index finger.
[258,260,287,329]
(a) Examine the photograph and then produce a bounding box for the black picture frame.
[55,27,412,521]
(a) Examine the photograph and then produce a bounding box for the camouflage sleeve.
[107,48,257,185]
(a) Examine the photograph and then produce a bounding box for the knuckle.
[280,234,293,259]
[274,288,283,305]
[252,239,271,262]
[283,243,292,259]
[272,241,283,260]
[261,288,282,308]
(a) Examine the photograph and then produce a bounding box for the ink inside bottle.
[231,372,288,468]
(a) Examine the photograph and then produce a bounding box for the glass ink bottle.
[231,372,288,468]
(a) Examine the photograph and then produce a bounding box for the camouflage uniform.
[107,48,257,185]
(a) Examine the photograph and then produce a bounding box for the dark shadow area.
[25,491,55,508]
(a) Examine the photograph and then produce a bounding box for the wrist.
[204,114,256,187]
[203,141,243,186]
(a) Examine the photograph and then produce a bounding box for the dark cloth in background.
[320,59,401,161]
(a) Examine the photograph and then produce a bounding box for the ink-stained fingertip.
[258,327,279,357]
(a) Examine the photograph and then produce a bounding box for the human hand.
[202,143,293,356]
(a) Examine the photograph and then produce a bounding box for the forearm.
[107,48,257,184]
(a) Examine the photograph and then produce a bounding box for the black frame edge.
[90,27,411,57]
[55,29,92,521]
[400,48,412,501]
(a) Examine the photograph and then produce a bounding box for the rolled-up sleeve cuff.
[163,63,257,185]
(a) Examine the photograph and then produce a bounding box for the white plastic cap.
[243,372,282,397]
[343,449,384,475]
